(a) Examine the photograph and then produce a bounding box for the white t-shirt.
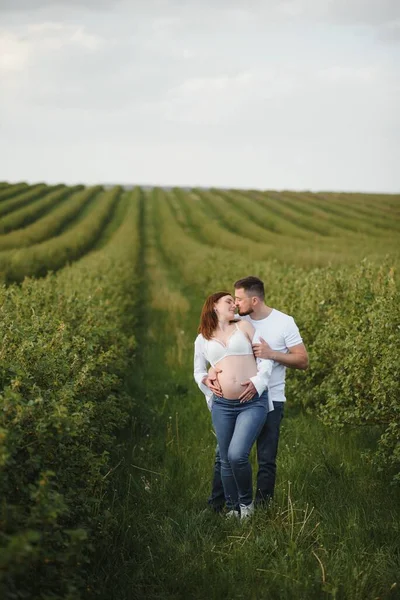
[242,309,303,404]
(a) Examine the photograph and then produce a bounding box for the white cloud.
[0,32,30,71]
[0,0,117,10]
[162,73,250,123]
[27,21,103,50]
[150,16,182,33]
[163,69,299,124]
[0,1,399,191]
[318,65,377,84]
[0,21,102,75]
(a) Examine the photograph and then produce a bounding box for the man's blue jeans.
[211,392,269,510]
[209,400,284,510]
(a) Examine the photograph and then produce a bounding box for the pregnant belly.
[217,355,257,400]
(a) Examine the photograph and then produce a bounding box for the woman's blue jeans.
[211,391,269,510]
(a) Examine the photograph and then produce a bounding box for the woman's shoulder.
[236,319,255,338]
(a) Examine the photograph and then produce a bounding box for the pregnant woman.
[194,291,273,519]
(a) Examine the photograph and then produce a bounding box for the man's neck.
[248,304,273,321]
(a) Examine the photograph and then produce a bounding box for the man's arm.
[253,338,309,370]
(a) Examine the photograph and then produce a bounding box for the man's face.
[234,288,253,316]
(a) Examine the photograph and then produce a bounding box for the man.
[203,276,309,510]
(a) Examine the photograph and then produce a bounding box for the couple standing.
[194,276,308,519]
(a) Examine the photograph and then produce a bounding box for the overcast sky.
[1,0,399,191]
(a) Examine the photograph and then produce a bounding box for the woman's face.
[214,295,236,320]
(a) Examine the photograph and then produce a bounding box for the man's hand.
[203,367,223,397]
[252,337,274,360]
[253,339,309,370]
[238,380,257,402]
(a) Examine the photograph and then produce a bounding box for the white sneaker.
[239,502,254,520]
[225,509,240,519]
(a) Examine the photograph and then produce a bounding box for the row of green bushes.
[171,187,393,267]
[0,182,29,202]
[294,190,400,232]
[0,190,140,600]
[0,184,61,219]
[257,190,377,235]
[148,188,400,483]
[0,186,120,283]
[0,185,82,235]
[0,186,101,252]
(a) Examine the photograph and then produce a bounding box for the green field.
[0,183,399,600]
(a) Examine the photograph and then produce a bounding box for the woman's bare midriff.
[216,355,258,400]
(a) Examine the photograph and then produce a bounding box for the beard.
[237,307,254,316]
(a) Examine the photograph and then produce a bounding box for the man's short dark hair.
[234,276,265,300]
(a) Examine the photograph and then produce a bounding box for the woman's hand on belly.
[217,356,257,401]
[238,380,258,402]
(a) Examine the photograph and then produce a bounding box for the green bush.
[0,186,121,283]
[0,186,101,251]
[284,261,400,481]
[0,185,83,235]
[0,183,29,202]
[0,184,59,218]
[0,193,140,599]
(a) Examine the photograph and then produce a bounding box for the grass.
[87,196,400,600]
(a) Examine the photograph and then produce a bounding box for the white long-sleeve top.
[194,332,274,412]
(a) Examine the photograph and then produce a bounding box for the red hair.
[198,291,232,340]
